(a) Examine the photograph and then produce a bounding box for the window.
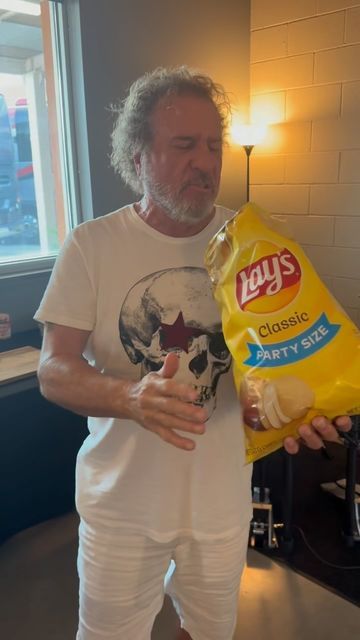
[0,0,81,274]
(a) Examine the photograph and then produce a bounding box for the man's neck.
[133,199,215,238]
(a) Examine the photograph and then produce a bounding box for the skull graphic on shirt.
[119,267,231,417]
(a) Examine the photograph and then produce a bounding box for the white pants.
[76,519,250,640]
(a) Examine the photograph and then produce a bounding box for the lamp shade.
[230,122,267,147]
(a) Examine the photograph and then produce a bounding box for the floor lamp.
[230,123,267,202]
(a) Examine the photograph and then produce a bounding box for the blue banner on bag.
[244,313,341,367]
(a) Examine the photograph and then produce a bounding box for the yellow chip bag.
[204,202,360,463]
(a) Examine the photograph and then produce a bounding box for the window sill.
[0,256,55,279]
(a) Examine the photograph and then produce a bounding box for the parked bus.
[9,98,39,243]
[0,94,18,231]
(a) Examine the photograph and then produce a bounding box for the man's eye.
[173,141,193,149]
[209,143,222,152]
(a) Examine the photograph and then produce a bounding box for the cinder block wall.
[250,0,360,326]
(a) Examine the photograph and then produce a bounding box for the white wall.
[249,0,360,326]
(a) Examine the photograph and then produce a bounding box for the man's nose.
[190,144,219,172]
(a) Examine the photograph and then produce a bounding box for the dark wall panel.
[78,0,250,216]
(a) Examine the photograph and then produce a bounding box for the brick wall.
[250,0,360,325]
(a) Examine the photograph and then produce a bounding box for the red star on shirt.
[160,311,203,353]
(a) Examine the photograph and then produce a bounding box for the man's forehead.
[150,94,221,132]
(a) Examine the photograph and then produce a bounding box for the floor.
[0,512,359,640]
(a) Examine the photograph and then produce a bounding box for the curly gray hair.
[110,66,231,194]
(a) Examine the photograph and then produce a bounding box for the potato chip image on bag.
[204,202,360,463]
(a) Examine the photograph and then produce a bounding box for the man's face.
[138,94,223,224]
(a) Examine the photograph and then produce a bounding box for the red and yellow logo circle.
[236,241,301,314]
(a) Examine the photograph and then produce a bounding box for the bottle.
[0,313,11,339]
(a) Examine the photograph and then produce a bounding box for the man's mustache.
[182,171,215,191]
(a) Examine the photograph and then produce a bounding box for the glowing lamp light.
[0,1,41,16]
[230,122,267,147]
[230,120,268,202]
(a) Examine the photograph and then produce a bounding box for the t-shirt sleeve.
[34,227,96,331]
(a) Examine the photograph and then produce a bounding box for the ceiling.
[0,1,42,71]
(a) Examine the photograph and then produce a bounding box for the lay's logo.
[236,243,302,314]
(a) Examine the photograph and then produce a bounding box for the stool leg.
[281,450,294,553]
[342,415,359,546]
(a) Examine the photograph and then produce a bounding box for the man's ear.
[134,152,141,177]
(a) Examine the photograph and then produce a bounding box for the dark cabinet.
[1,384,87,543]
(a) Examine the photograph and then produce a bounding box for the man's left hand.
[283,415,352,455]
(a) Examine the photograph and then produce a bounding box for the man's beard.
[141,162,217,225]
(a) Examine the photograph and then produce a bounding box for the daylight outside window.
[0,0,79,272]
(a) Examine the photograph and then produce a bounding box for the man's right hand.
[124,352,207,451]
[38,324,206,451]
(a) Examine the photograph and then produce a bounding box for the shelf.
[0,346,40,385]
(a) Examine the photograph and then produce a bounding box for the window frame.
[0,0,84,278]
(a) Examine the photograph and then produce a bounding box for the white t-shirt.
[34,204,253,541]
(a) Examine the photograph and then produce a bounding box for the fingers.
[283,437,300,455]
[151,425,198,451]
[333,415,352,431]
[284,414,352,454]
[297,423,325,449]
[139,379,207,428]
[305,415,351,445]
[154,374,199,404]
[155,393,207,422]
[143,403,206,451]
[145,400,207,434]
[128,374,207,450]
[159,352,180,379]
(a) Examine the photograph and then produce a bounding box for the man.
[35,66,351,640]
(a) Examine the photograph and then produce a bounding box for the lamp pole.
[243,144,254,202]
[230,121,266,202]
